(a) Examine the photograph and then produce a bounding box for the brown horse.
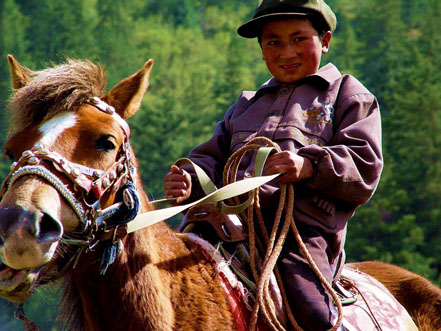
[0,55,437,331]
[0,55,235,330]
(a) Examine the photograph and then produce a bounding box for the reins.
[222,137,343,331]
[123,136,344,330]
[1,96,342,331]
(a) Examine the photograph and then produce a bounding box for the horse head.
[0,55,153,303]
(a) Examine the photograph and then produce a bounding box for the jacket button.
[280,86,291,95]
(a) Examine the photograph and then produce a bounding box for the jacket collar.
[256,63,341,97]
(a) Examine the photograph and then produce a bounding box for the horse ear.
[103,59,154,119]
[8,55,33,89]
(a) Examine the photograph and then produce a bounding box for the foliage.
[0,0,440,327]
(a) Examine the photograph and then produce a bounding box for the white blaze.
[39,112,77,147]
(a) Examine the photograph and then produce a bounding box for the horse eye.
[94,136,116,152]
[3,148,14,161]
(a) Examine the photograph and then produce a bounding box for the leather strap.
[127,146,279,234]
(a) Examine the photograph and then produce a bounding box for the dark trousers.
[278,226,336,331]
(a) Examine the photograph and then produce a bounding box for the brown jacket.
[184,63,383,259]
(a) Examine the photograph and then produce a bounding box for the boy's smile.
[260,17,331,83]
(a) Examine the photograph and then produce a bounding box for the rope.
[15,304,40,331]
[350,282,383,330]
[223,137,343,331]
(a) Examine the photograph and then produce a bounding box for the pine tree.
[0,0,32,178]
[345,0,441,283]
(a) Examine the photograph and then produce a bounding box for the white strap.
[127,146,278,234]
[127,173,279,234]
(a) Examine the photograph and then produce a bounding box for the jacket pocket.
[231,130,258,151]
[273,125,328,147]
[294,195,336,229]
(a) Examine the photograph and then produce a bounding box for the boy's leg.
[278,229,337,331]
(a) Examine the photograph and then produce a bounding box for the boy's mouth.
[280,64,300,70]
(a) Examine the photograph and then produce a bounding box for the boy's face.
[260,17,331,83]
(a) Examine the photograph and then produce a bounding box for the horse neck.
[64,180,179,331]
[64,222,177,331]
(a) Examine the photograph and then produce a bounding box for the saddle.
[180,203,248,243]
[179,203,418,331]
[180,203,286,324]
[180,202,346,287]
[180,203,348,326]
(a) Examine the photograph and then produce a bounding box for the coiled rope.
[222,137,343,331]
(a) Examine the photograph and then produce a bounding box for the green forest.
[0,0,440,329]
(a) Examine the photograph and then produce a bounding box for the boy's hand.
[163,165,192,204]
[265,151,314,183]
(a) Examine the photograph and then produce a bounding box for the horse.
[0,55,438,331]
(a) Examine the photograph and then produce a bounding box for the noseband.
[0,97,140,273]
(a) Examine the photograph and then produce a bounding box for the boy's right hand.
[163,165,192,204]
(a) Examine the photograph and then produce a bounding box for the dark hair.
[307,13,329,36]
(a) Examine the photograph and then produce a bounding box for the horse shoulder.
[154,229,235,329]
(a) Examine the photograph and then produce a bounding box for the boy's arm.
[168,91,254,204]
[297,92,383,207]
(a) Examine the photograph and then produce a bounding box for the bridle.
[0,97,140,273]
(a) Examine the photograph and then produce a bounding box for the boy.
[163,0,383,329]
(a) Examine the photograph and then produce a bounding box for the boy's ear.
[321,31,332,54]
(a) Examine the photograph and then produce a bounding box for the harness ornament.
[0,98,139,274]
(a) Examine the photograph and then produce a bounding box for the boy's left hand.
[265,151,314,183]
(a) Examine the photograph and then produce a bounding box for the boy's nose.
[281,44,297,58]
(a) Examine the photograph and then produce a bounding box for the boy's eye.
[267,40,280,46]
[294,37,307,42]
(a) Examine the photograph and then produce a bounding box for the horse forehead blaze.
[38,112,77,148]
[7,105,125,163]
[4,112,77,159]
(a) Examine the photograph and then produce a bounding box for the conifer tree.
[0,0,32,178]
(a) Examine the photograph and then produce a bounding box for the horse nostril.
[37,213,63,243]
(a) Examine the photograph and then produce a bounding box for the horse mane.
[7,59,107,135]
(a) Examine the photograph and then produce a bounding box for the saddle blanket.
[180,233,418,331]
[341,267,418,331]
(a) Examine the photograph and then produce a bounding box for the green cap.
[237,0,337,38]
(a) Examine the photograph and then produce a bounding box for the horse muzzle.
[0,205,62,269]
[0,205,60,302]
[0,263,40,303]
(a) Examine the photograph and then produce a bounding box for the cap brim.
[237,12,308,38]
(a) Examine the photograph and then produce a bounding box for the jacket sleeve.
[297,91,383,207]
